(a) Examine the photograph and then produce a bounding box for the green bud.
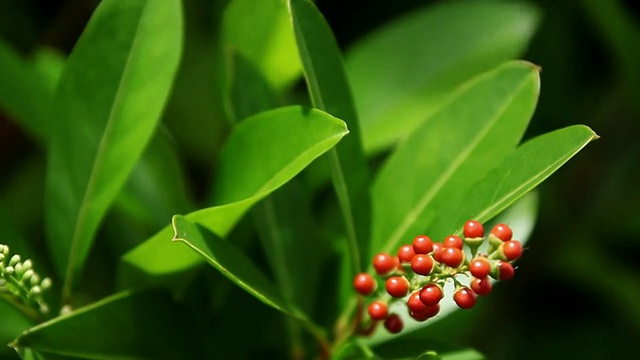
[39,303,49,314]
[14,263,24,277]
[4,266,14,275]
[30,286,41,296]
[40,277,52,290]
[0,253,5,263]
[22,269,34,282]
[9,254,20,267]
[22,259,32,270]
[30,273,41,287]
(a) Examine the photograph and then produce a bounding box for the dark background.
[1,0,639,358]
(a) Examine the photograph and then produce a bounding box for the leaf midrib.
[379,74,531,256]
[474,131,596,222]
[63,3,149,300]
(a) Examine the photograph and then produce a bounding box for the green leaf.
[11,290,201,359]
[172,216,296,317]
[105,129,195,256]
[288,0,371,272]
[346,1,540,153]
[427,125,599,240]
[44,0,182,300]
[0,301,32,357]
[223,0,302,91]
[0,42,63,144]
[114,129,194,231]
[223,48,280,122]
[371,61,539,258]
[162,0,229,166]
[251,180,325,315]
[120,106,348,281]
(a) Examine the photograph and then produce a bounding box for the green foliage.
[0,0,604,359]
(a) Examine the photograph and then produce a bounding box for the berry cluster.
[0,244,52,316]
[353,221,522,334]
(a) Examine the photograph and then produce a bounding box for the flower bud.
[40,277,52,290]
[9,254,20,267]
[14,263,24,277]
[30,273,41,287]
[22,259,33,270]
[30,286,41,296]
[21,269,34,282]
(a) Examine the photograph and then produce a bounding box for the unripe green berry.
[4,266,14,275]
[30,286,41,296]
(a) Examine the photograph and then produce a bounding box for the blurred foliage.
[0,0,638,359]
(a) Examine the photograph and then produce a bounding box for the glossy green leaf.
[223,48,309,347]
[427,125,598,240]
[223,0,302,91]
[0,42,63,144]
[45,0,182,299]
[223,48,280,123]
[371,61,539,258]
[0,301,32,358]
[172,216,305,319]
[114,129,194,231]
[346,1,539,153]
[120,106,348,280]
[105,129,195,256]
[162,0,229,166]
[11,290,200,359]
[289,0,371,272]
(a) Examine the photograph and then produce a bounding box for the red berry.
[407,292,429,313]
[469,257,491,279]
[386,276,409,297]
[397,244,416,263]
[464,220,484,238]
[422,303,440,318]
[353,273,376,296]
[502,240,523,261]
[432,243,444,263]
[373,253,396,275]
[411,254,434,275]
[491,223,513,241]
[410,310,430,322]
[368,300,388,321]
[419,283,443,306]
[384,313,403,334]
[495,260,515,280]
[470,277,492,296]
[443,235,463,250]
[453,287,477,309]
[412,235,433,254]
[441,247,464,268]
